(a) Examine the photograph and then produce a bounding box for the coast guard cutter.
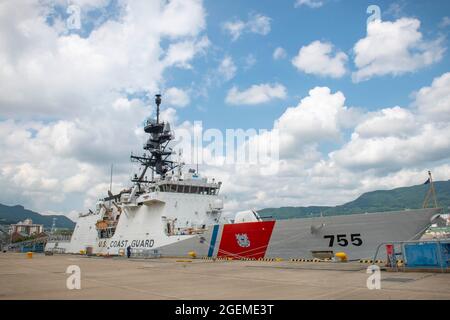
[47,95,443,260]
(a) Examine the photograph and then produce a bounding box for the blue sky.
[165,0,450,131]
[1,0,450,219]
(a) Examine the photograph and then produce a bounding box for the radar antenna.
[130,94,179,184]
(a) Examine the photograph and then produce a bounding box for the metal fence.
[372,239,450,272]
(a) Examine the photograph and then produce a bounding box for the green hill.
[0,203,75,229]
[258,180,450,220]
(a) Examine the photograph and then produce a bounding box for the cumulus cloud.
[412,72,450,121]
[352,18,446,82]
[222,13,271,41]
[330,73,450,173]
[0,0,207,118]
[164,87,190,108]
[273,47,287,60]
[331,124,450,173]
[275,87,348,153]
[354,107,417,139]
[163,36,210,69]
[2,1,450,218]
[0,0,207,214]
[292,41,348,78]
[225,83,287,105]
[215,87,353,210]
[213,72,450,212]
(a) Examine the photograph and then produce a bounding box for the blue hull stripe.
[208,225,219,257]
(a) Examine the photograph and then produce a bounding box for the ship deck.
[0,252,449,299]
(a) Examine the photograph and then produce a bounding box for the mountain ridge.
[1,181,449,226]
[257,180,450,220]
[0,203,75,229]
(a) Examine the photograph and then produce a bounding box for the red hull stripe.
[217,221,275,259]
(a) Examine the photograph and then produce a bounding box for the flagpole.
[422,171,438,209]
[430,171,438,208]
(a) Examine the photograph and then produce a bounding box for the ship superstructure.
[66,95,225,255]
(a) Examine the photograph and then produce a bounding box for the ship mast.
[130,94,178,184]
[422,170,438,208]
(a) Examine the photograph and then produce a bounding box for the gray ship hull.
[158,208,442,260]
[266,208,442,260]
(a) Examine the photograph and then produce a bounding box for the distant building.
[440,213,450,226]
[9,219,43,236]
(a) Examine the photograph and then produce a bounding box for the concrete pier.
[0,253,449,299]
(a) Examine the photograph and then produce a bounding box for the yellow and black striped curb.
[200,257,284,261]
[359,259,385,264]
[200,256,232,261]
[359,259,404,265]
[290,258,332,263]
[257,257,284,262]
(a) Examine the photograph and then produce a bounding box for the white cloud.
[273,47,287,60]
[330,72,450,173]
[62,164,95,193]
[222,13,271,41]
[246,13,271,35]
[294,0,324,9]
[275,87,347,152]
[354,107,417,139]
[218,56,237,81]
[226,83,287,105]
[413,72,450,121]
[159,0,206,38]
[0,0,207,215]
[56,0,111,9]
[211,72,450,211]
[0,0,207,117]
[2,1,450,219]
[164,87,190,108]
[163,36,210,69]
[160,107,179,124]
[222,20,245,41]
[292,41,348,78]
[330,123,450,172]
[199,87,355,210]
[352,18,445,82]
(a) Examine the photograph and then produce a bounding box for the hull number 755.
[323,233,363,247]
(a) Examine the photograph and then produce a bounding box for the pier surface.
[0,253,449,299]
